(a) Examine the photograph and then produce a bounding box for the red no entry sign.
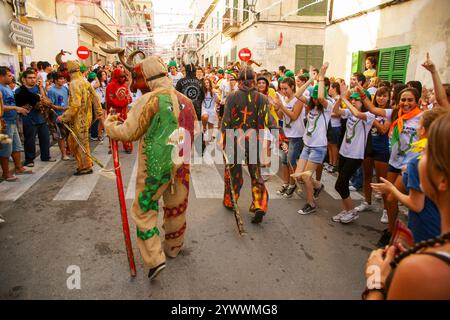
[77,46,90,60]
[238,48,252,62]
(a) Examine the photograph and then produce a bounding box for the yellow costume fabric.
[61,65,102,172]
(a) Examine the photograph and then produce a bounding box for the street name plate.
[9,20,33,37]
[9,32,35,48]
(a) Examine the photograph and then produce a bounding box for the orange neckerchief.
[389,106,422,138]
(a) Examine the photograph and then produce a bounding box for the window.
[210,56,214,67]
[233,0,239,25]
[231,46,237,61]
[295,45,324,73]
[297,0,328,16]
[351,46,410,83]
[101,0,115,18]
[243,0,249,22]
[377,46,410,83]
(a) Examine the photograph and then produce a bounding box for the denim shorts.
[281,137,303,167]
[0,123,23,158]
[300,145,327,164]
[328,126,341,145]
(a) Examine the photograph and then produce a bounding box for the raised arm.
[422,52,450,109]
[317,62,329,107]
[342,97,368,121]
[105,93,158,142]
[355,84,386,117]
[332,96,345,117]
[280,99,304,121]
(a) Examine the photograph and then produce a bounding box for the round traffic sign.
[238,48,252,62]
[77,46,90,60]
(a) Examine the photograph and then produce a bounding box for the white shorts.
[201,107,216,125]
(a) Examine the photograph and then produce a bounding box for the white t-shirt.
[386,108,422,169]
[219,80,231,104]
[303,102,333,147]
[329,96,341,127]
[368,87,377,97]
[169,72,183,87]
[38,71,48,83]
[91,80,106,104]
[339,109,375,160]
[281,96,304,138]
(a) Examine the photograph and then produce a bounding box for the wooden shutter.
[295,45,323,73]
[377,46,410,83]
[298,0,328,16]
[351,51,363,73]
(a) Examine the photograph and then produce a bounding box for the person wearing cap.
[80,64,89,79]
[221,67,277,224]
[331,83,376,224]
[168,60,183,87]
[285,70,295,79]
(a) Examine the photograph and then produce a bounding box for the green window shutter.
[377,46,410,82]
[295,45,323,73]
[298,0,328,16]
[243,0,249,22]
[351,51,363,73]
[231,46,237,61]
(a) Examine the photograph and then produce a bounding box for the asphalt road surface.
[0,142,388,299]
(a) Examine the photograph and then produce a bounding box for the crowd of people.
[0,51,449,298]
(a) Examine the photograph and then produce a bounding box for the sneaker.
[327,165,337,173]
[42,158,57,162]
[276,184,289,195]
[283,184,297,198]
[349,185,357,192]
[376,229,391,248]
[380,209,389,224]
[61,155,70,161]
[148,262,166,281]
[0,214,5,224]
[251,210,264,224]
[73,169,93,176]
[355,201,374,212]
[313,184,324,199]
[298,203,317,215]
[90,136,98,141]
[24,162,34,168]
[340,209,359,224]
[332,210,347,222]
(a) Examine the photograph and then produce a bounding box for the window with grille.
[297,0,328,16]
[243,0,249,22]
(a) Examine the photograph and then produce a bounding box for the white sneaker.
[355,201,374,212]
[380,209,389,224]
[0,214,5,224]
[332,210,347,222]
[349,186,357,192]
[340,209,359,224]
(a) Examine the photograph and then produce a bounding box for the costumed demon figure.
[102,47,196,280]
[56,50,104,175]
[106,68,133,153]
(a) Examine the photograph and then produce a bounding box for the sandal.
[15,168,33,175]
[4,175,18,182]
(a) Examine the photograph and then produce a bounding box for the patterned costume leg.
[248,164,269,213]
[162,164,190,258]
[223,164,243,209]
[133,183,169,268]
[68,128,92,171]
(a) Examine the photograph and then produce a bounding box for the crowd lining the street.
[0,51,449,299]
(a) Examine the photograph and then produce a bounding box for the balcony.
[79,4,118,42]
[222,8,240,37]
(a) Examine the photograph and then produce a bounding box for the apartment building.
[185,0,327,72]
[323,0,450,86]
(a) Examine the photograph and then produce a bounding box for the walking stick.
[221,149,247,237]
[111,138,137,277]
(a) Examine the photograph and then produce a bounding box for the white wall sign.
[9,20,34,48]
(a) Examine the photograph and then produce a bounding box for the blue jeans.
[299,145,327,164]
[23,122,50,163]
[350,165,363,190]
[281,137,303,167]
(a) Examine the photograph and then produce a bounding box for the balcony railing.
[222,8,239,37]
